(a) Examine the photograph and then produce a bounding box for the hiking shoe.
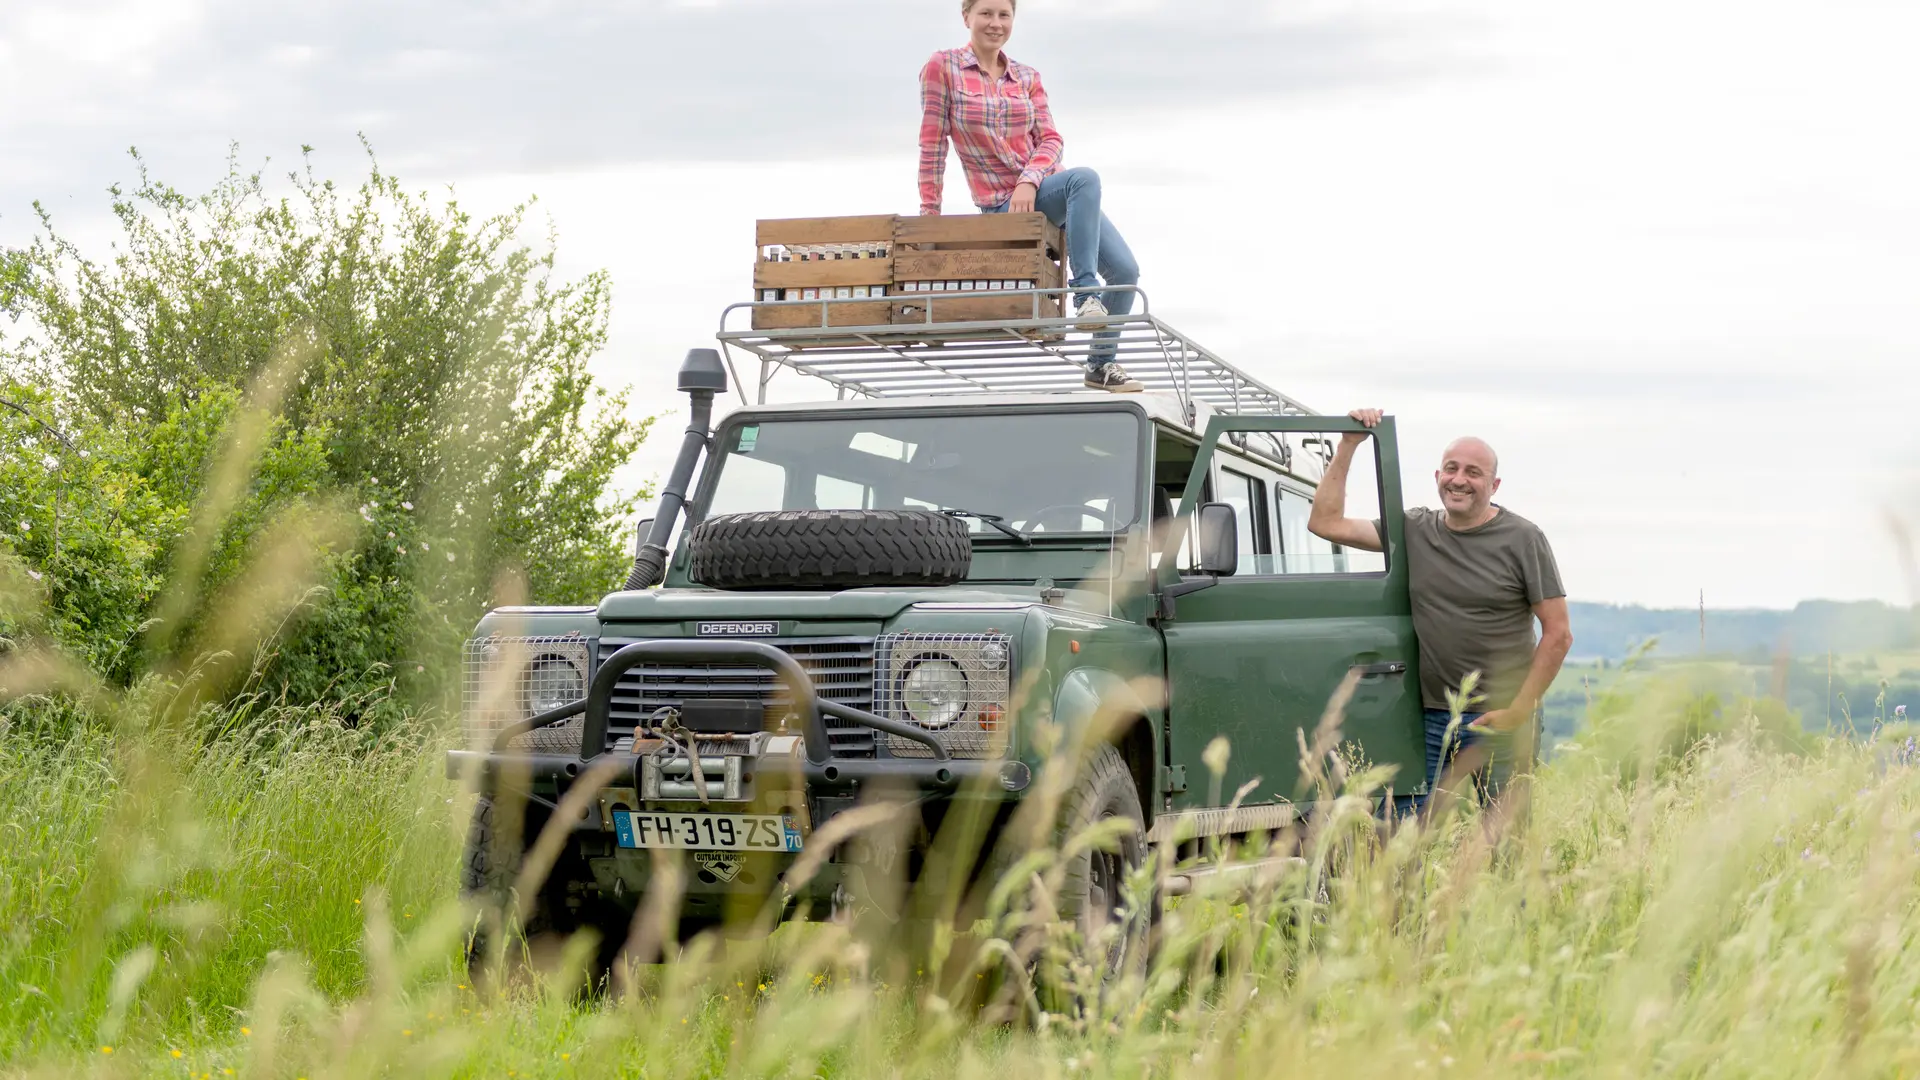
[1085,364,1143,393]
[1074,294,1109,330]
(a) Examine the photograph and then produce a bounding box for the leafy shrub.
[0,147,652,724]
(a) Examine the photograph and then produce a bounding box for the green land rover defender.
[451,300,1426,979]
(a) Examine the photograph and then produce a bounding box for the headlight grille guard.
[461,635,591,747]
[874,632,1015,759]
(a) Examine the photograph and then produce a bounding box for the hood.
[596,584,1043,623]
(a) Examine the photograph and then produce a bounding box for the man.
[1307,409,1573,809]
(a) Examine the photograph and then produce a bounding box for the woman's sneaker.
[1074,294,1109,330]
[1085,364,1143,393]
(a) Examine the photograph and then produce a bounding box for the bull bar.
[446,639,1023,793]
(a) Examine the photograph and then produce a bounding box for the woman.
[918,0,1144,393]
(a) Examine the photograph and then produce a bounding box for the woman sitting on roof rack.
[918,0,1144,394]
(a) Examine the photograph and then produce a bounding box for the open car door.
[1156,414,1426,819]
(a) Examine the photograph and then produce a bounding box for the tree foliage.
[0,147,651,721]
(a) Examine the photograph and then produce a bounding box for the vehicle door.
[1158,415,1426,813]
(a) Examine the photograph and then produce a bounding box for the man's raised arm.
[1307,408,1386,553]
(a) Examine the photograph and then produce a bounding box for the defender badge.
[697,621,779,637]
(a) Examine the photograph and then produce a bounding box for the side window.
[1219,467,1274,574]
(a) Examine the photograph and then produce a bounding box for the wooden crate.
[751,215,896,331]
[889,213,1065,326]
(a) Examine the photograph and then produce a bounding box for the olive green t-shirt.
[1382,506,1566,711]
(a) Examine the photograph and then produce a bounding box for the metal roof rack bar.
[716,285,1313,418]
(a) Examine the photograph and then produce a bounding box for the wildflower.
[241,1027,251,1036]
[403,1029,413,1036]
[19,521,28,531]
[401,501,414,511]
[561,1053,571,1061]
[387,531,396,539]
[398,546,407,555]
[99,1045,112,1054]
[172,1049,184,1059]
[354,898,361,905]
[447,552,457,562]
[421,541,431,551]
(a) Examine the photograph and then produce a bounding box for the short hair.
[962,0,1016,13]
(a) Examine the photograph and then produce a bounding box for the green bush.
[0,147,652,723]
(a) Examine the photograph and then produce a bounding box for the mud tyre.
[981,743,1152,1019]
[687,509,971,590]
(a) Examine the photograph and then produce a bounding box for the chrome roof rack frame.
[715,285,1314,421]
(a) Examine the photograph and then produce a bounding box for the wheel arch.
[1053,667,1161,820]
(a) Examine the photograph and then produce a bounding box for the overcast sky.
[4,0,1916,610]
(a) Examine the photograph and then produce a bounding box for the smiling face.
[963,0,1016,55]
[1435,437,1501,519]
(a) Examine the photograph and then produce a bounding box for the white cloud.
[5,0,1915,608]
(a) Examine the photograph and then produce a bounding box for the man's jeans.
[1422,707,1538,806]
[984,167,1139,368]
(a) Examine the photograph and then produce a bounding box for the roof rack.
[715,285,1314,420]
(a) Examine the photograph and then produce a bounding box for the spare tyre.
[688,509,971,590]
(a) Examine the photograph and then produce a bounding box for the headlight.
[902,655,968,729]
[523,655,586,716]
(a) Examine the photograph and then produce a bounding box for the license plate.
[613,810,804,852]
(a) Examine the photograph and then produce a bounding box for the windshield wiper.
[940,508,1031,546]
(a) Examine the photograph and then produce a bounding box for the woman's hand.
[1008,182,1038,214]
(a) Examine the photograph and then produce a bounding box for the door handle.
[1352,662,1407,678]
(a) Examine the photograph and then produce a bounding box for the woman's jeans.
[984,167,1138,368]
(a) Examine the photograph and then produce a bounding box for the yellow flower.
[171,1049,184,1059]
[402,1029,413,1036]
[98,1045,113,1054]
[561,1053,571,1061]
[224,1070,236,1077]
[240,1026,252,1036]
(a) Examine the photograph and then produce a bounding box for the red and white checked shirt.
[918,47,1063,216]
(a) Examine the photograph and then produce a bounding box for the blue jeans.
[985,167,1139,368]
[1422,707,1537,807]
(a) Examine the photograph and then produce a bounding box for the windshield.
[704,411,1141,536]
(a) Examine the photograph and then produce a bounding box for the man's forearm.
[1510,630,1573,714]
[1309,442,1359,527]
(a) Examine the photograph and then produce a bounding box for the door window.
[1266,433,1387,575]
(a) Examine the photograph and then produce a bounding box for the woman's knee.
[1060,166,1101,197]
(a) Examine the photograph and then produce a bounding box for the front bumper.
[445,639,1028,796]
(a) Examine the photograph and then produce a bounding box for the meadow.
[7,151,1920,1079]
[6,675,1920,1079]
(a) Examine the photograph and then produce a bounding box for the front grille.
[596,637,878,757]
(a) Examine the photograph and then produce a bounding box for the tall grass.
[5,685,1920,1078]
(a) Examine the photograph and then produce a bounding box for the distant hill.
[1568,600,1920,662]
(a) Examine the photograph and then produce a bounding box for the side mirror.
[632,518,656,556]
[1195,503,1238,576]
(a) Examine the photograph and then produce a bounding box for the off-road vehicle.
[451,291,1426,976]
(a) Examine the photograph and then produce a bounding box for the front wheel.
[984,743,1151,1016]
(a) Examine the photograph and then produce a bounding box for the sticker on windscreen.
[737,426,760,453]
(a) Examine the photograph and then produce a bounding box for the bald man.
[1307,409,1572,808]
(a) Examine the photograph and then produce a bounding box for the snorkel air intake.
[625,348,728,590]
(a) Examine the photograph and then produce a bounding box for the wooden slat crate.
[890,213,1064,326]
[751,215,896,331]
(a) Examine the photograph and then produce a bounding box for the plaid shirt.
[918,47,1063,216]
